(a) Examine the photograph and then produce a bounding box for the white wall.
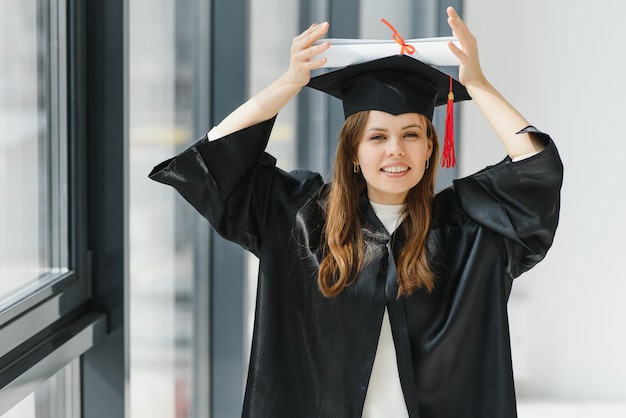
[459,0,626,400]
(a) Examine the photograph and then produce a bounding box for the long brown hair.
[318,110,439,298]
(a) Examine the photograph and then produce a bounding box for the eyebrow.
[365,124,424,133]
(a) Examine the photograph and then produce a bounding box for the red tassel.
[441,76,456,169]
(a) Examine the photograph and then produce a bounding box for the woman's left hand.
[445,7,545,158]
[446,7,486,88]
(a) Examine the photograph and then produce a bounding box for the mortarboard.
[306,54,470,121]
[306,20,471,168]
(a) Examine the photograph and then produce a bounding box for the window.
[0,0,103,415]
[0,360,80,418]
[0,0,68,307]
[129,0,206,416]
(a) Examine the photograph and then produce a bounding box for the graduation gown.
[149,117,563,418]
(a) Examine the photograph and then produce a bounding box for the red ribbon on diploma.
[381,18,416,55]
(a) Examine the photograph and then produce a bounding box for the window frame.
[0,0,109,414]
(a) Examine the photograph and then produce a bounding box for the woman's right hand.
[213,23,330,137]
[284,22,330,87]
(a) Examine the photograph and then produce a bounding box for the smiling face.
[355,111,433,205]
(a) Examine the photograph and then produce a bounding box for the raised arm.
[445,7,545,159]
[214,22,330,137]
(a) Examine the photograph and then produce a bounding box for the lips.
[381,165,410,173]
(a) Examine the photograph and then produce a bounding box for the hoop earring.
[425,159,430,170]
[353,163,360,173]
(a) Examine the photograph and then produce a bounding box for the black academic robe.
[149,117,563,418]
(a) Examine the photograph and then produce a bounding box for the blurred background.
[1,0,625,417]
[459,0,626,414]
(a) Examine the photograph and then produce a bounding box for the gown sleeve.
[148,117,322,256]
[452,127,564,277]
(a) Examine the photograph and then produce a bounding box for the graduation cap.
[306,20,471,168]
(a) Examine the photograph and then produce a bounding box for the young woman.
[150,7,563,418]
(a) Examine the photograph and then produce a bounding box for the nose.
[385,137,406,156]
